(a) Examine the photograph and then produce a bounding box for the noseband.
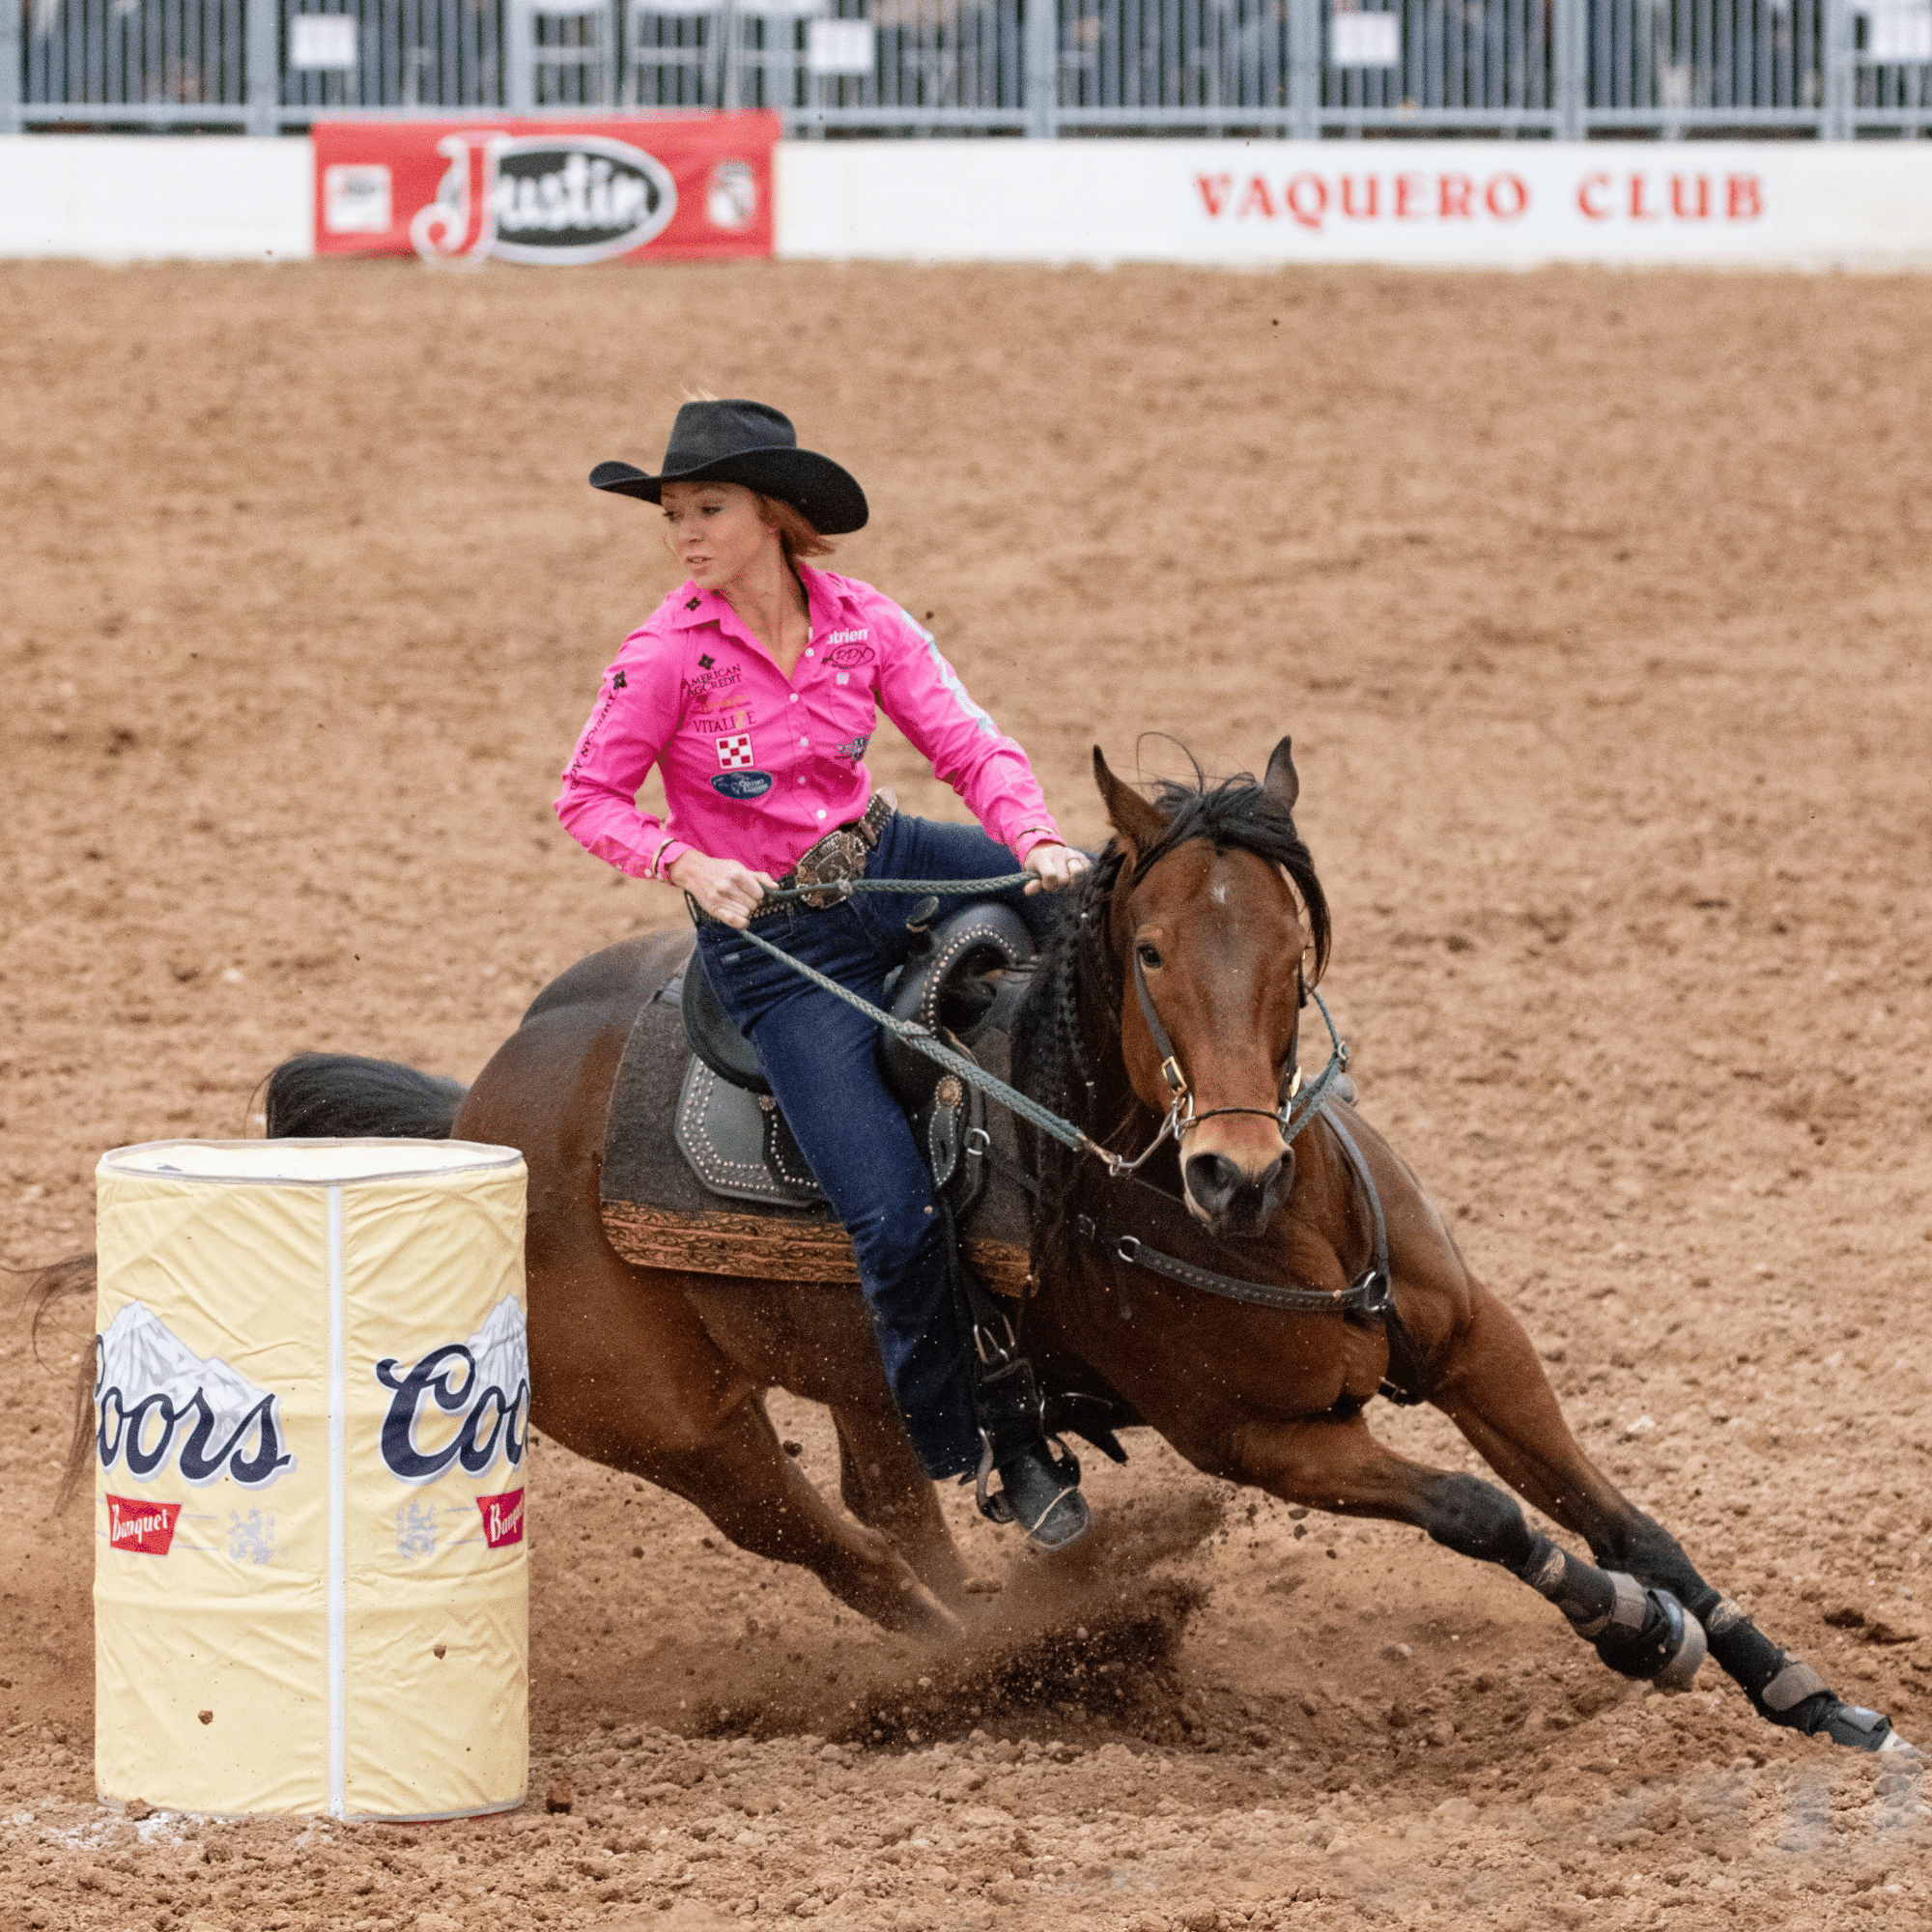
[1094,940,1349,1180]
[1130,942,1307,1137]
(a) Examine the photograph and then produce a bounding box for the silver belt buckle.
[795,828,867,909]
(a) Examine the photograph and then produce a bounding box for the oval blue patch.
[710,770,774,801]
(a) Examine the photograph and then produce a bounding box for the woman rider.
[555,399,1093,1551]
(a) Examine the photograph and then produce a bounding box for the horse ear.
[1263,736,1300,813]
[1093,746,1166,859]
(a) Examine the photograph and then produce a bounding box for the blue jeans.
[694,813,1051,1479]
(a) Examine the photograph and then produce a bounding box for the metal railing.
[1,0,1923,132]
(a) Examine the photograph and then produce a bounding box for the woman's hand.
[668,851,779,928]
[1022,842,1092,895]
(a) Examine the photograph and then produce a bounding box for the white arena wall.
[0,134,314,261]
[776,140,1932,271]
[3,131,1931,270]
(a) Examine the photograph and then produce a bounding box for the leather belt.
[753,790,895,915]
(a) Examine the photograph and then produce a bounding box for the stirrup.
[973,1432,1082,1527]
[974,1437,1082,1553]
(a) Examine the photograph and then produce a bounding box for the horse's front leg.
[1224,1409,1707,1691]
[1428,1279,1911,1754]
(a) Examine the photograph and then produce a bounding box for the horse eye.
[1136,943,1164,970]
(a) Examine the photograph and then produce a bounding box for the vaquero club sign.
[313,114,778,265]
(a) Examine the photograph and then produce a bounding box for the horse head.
[1093,737,1330,1238]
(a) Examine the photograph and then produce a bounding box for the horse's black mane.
[1010,759,1330,1287]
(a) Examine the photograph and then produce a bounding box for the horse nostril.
[1184,1152,1242,1212]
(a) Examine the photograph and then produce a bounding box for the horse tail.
[14,1255,101,1515]
[263,1053,469,1141]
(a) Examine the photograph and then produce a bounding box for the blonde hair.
[754,492,837,563]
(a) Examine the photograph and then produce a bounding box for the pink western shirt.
[554,568,1062,883]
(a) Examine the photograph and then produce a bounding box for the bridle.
[1093,922,1346,1182]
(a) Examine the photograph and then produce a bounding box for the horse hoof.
[1818,1700,1913,1753]
[1654,1595,1707,1691]
[1595,1580,1705,1688]
[881,1575,965,1642]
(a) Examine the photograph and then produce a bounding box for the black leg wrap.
[1514,1533,1616,1629]
[1694,1599,1907,1752]
[1516,1535,1706,1689]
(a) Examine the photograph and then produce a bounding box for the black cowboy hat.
[589,399,868,536]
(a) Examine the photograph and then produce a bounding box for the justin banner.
[313,113,778,264]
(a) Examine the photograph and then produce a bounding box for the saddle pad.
[598,954,1030,1295]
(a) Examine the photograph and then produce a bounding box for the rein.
[693,865,1410,1357]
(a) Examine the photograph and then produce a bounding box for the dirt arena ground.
[2,255,1930,1932]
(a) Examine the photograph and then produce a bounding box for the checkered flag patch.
[717,733,755,770]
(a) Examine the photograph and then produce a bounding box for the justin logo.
[717,733,755,770]
[477,1488,526,1549]
[409,131,678,266]
[106,1493,182,1556]
[375,1295,530,1487]
[96,1303,296,1490]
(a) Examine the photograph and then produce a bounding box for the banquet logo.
[95,1303,296,1490]
[375,1295,531,1485]
[410,132,678,265]
[477,1488,526,1548]
[106,1493,182,1556]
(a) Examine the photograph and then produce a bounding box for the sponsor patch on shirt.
[686,661,741,699]
[711,770,774,800]
[825,641,874,669]
[692,707,749,737]
[836,734,871,761]
[716,733,755,770]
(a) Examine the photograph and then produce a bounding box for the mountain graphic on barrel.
[95,1301,295,1489]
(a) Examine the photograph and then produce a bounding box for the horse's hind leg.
[833,1404,971,1605]
[1425,1282,1908,1753]
[541,1306,962,1638]
[461,996,958,1642]
[1228,1410,1711,1691]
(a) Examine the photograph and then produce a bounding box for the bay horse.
[50,739,1905,1755]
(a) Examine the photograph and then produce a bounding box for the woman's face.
[660,481,780,592]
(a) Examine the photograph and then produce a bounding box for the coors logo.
[410,131,678,266]
[375,1295,530,1486]
[96,1303,296,1489]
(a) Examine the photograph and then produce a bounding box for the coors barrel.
[92,1139,529,1819]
